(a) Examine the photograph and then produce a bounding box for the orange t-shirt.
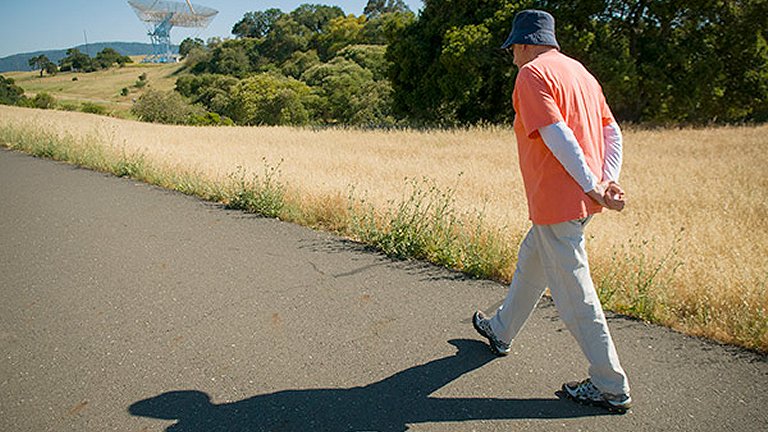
[512,50,615,225]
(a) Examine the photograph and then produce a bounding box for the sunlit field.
[1,105,766,351]
[3,60,180,117]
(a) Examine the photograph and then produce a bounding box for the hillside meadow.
[3,60,180,117]
[1,105,766,352]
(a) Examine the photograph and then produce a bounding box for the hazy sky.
[0,0,425,58]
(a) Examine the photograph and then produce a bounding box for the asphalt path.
[1,148,766,432]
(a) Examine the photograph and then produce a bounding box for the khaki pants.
[489,217,630,395]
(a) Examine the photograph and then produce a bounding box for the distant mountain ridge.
[0,42,179,73]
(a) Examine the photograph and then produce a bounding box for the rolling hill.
[0,42,179,73]
[3,60,185,118]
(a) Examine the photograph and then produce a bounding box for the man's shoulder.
[530,51,584,71]
[527,51,597,85]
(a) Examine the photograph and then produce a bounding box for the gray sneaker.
[472,310,511,356]
[561,378,632,413]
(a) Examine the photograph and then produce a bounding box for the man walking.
[472,10,632,413]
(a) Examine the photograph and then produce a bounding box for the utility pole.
[83,30,90,57]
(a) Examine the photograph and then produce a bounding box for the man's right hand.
[587,181,626,211]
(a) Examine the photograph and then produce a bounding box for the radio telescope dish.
[128,0,218,63]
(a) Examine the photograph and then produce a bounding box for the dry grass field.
[1,105,766,352]
[3,60,181,117]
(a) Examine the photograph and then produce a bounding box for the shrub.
[80,102,107,115]
[0,75,27,106]
[135,72,149,88]
[175,73,238,117]
[230,73,314,126]
[187,111,235,126]
[120,87,129,96]
[131,89,199,124]
[58,102,79,111]
[32,92,56,109]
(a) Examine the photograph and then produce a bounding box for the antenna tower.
[128,0,218,63]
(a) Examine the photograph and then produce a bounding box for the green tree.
[176,73,239,116]
[176,1,768,125]
[280,49,321,78]
[232,9,284,38]
[230,73,315,125]
[81,102,107,115]
[191,5,375,78]
[554,0,768,123]
[28,55,55,77]
[364,0,410,18]
[657,0,768,123]
[388,0,768,125]
[302,57,393,125]
[187,111,235,126]
[318,14,368,59]
[184,44,213,73]
[179,37,205,58]
[44,61,58,76]
[387,0,525,124]
[95,48,131,69]
[290,4,344,34]
[337,44,390,80]
[59,48,94,72]
[262,15,313,63]
[255,4,345,62]
[206,37,223,47]
[437,23,497,122]
[207,40,252,77]
[362,9,416,45]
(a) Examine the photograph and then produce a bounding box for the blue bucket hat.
[501,10,559,50]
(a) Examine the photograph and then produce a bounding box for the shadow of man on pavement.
[129,339,608,431]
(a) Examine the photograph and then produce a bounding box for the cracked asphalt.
[1,148,766,431]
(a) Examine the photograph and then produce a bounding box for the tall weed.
[348,177,516,280]
[112,150,147,179]
[595,229,684,323]
[225,160,286,218]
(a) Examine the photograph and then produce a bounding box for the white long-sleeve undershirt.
[602,122,623,183]
[538,121,623,192]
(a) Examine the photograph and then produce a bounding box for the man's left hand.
[604,182,626,211]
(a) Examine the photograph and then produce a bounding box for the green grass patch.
[347,177,517,280]
[594,231,684,324]
[0,123,221,205]
[224,161,287,219]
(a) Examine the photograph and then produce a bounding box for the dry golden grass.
[1,105,766,350]
[592,127,767,348]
